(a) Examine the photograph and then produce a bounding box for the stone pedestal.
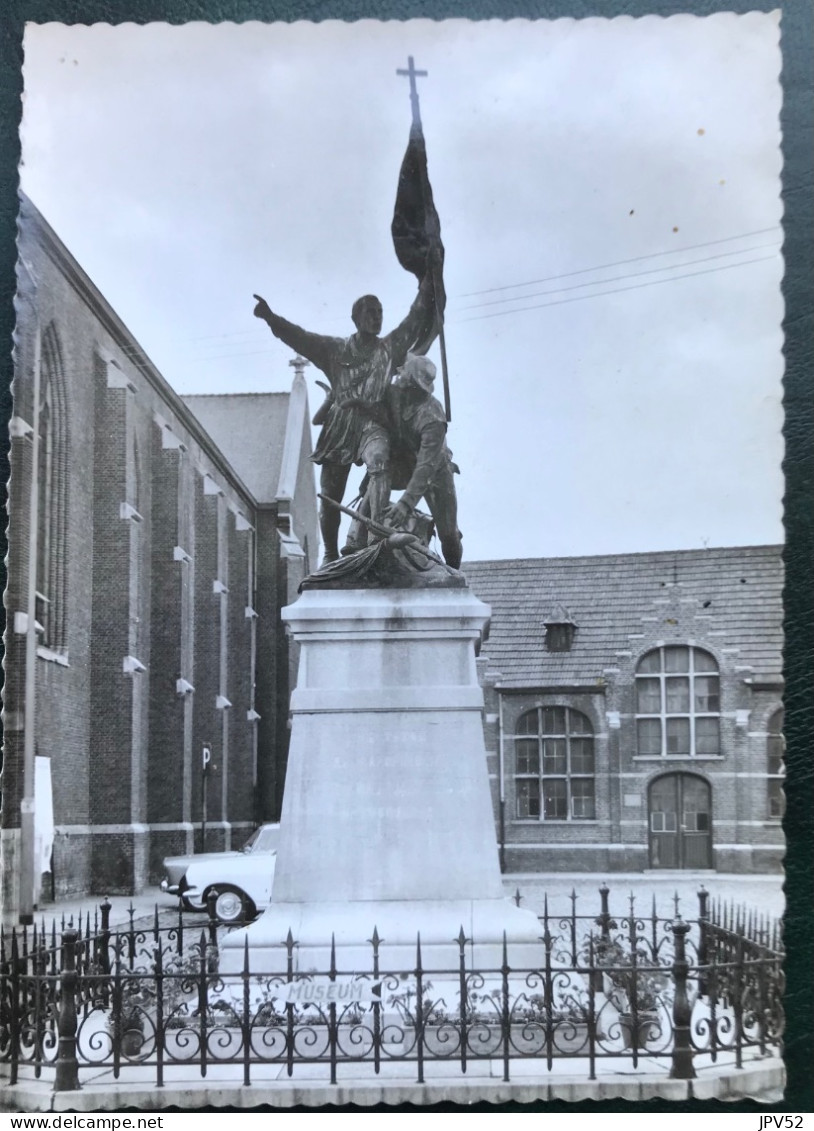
[221,586,542,973]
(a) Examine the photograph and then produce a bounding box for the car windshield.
[240,826,279,854]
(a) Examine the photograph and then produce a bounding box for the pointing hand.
[253,294,273,322]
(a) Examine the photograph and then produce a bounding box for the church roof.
[183,392,294,504]
[464,545,783,689]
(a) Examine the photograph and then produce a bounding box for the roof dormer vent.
[543,605,578,653]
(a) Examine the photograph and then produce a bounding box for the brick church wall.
[226,513,255,830]
[146,431,187,875]
[5,198,317,904]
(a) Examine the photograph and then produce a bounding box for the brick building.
[467,546,784,875]
[2,195,317,909]
[2,195,784,915]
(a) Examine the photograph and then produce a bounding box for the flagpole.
[397,56,452,422]
[438,317,451,423]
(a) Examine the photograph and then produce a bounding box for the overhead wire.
[191,227,783,358]
[454,252,780,324]
[198,345,283,363]
[459,241,781,312]
[458,226,782,298]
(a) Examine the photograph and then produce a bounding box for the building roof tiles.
[464,545,783,688]
[183,393,291,504]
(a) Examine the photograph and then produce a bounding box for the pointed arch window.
[127,431,145,653]
[514,706,595,820]
[635,646,720,757]
[37,323,68,652]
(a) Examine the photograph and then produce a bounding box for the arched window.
[514,706,595,821]
[37,323,68,652]
[635,646,719,757]
[767,709,785,820]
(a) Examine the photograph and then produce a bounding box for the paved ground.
[5,871,784,934]
[502,871,785,921]
[2,874,785,1110]
[0,1058,786,1112]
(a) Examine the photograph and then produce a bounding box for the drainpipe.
[498,690,506,873]
[19,321,42,924]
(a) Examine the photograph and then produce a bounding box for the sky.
[20,14,784,562]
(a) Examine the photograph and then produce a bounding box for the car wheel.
[211,885,254,925]
[181,895,207,914]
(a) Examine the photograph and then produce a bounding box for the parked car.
[160,824,280,924]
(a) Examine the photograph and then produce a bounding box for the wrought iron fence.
[0,887,783,1091]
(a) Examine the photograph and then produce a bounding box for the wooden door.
[649,773,712,869]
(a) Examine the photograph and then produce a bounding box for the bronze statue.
[303,494,465,591]
[253,275,438,566]
[344,354,462,569]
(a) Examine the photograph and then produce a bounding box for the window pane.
[542,738,567,774]
[638,718,662,755]
[767,733,784,769]
[256,828,277,852]
[516,779,540,819]
[516,739,539,775]
[543,779,567,819]
[546,625,571,652]
[768,781,785,819]
[569,710,592,735]
[664,646,690,673]
[695,717,720,755]
[666,717,690,754]
[571,779,595,819]
[638,650,661,674]
[767,709,784,735]
[693,649,718,673]
[651,810,677,832]
[694,676,720,712]
[636,678,661,713]
[767,733,785,775]
[570,738,595,775]
[767,711,784,817]
[683,810,709,832]
[665,677,690,712]
[516,710,538,737]
[541,707,566,735]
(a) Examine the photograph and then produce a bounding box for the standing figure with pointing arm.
[253,55,447,567]
[253,274,437,565]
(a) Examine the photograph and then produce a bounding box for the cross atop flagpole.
[396,55,428,129]
[394,56,451,422]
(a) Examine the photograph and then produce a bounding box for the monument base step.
[220,897,545,973]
